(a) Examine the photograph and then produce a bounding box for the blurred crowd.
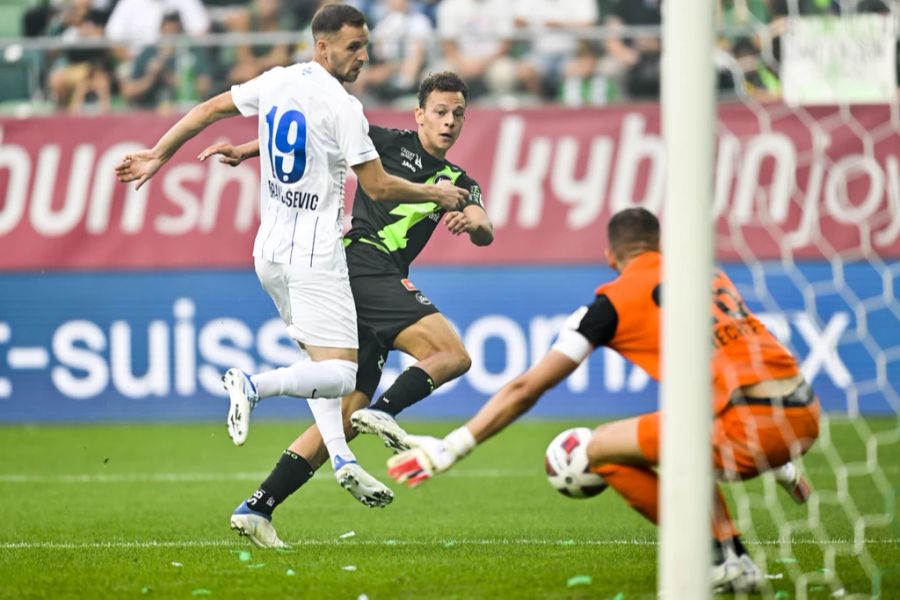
[14,0,899,113]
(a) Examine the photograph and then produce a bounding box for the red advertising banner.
[0,103,897,270]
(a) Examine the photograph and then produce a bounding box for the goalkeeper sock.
[370,366,435,416]
[728,535,749,556]
[713,535,749,562]
[245,449,315,516]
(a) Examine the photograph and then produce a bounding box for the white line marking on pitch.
[1,538,897,550]
[0,465,896,484]
[0,469,538,483]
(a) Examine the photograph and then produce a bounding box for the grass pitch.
[1,418,897,599]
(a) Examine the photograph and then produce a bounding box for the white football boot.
[711,546,743,592]
[350,409,411,452]
[712,545,764,594]
[729,553,764,593]
[229,502,287,549]
[333,455,394,508]
[223,368,258,446]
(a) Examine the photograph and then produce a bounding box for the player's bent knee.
[322,359,358,398]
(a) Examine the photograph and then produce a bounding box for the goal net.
[665,1,898,597]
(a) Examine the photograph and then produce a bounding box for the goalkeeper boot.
[710,544,742,592]
[350,409,410,452]
[774,461,811,504]
[223,368,258,446]
[729,552,764,593]
[333,455,394,508]
[229,502,287,549]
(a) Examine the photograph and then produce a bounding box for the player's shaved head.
[607,208,660,261]
[311,3,367,39]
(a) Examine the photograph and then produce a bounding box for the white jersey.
[231,61,379,271]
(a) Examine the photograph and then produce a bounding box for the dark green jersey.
[345,126,484,273]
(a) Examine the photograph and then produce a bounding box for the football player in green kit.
[200,71,492,545]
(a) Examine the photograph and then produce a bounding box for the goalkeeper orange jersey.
[596,251,800,414]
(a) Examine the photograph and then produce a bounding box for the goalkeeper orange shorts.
[636,383,820,479]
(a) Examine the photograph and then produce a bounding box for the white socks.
[251,359,357,400]
[249,358,357,467]
[306,395,354,466]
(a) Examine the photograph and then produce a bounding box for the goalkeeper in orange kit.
[375,207,820,593]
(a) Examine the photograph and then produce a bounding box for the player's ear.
[414,106,425,127]
[315,36,328,57]
[604,249,618,272]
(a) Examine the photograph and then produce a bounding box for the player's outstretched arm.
[198,139,260,166]
[444,205,494,246]
[466,350,579,444]
[115,92,241,189]
[352,158,468,210]
[387,351,580,488]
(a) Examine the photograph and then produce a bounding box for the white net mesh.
[711,1,898,597]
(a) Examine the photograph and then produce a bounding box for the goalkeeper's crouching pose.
[378,207,820,594]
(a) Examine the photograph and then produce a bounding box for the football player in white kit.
[115,4,468,548]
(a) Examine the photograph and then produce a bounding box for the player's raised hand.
[443,211,471,236]
[387,448,435,487]
[386,435,458,488]
[198,142,246,166]
[432,179,468,212]
[200,139,259,167]
[115,150,164,190]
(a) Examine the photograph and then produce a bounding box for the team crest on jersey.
[400,278,418,292]
[415,292,432,306]
[434,174,452,184]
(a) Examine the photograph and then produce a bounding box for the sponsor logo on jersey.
[415,292,432,306]
[400,147,422,170]
[470,184,483,208]
[400,278,418,291]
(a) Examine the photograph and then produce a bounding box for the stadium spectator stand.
[0,0,896,113]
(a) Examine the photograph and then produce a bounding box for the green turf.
[0,418,897,599]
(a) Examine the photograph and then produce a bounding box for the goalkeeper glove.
[386,427,476,488]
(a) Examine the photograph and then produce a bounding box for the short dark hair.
[607,207,660,259]
[417,71,469,108]
[311,4,367,39]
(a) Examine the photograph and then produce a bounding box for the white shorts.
[254,257,358,349]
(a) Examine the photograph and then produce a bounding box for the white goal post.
[659,1,899,598]
[659,0,716,598]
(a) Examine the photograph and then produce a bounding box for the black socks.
[246,450,315,516]
[369,366,435,417]
[713,535,749,563]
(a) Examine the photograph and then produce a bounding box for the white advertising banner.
[783,14,898,105]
